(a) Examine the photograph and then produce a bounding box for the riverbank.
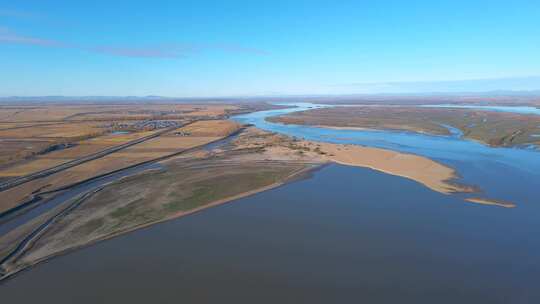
[0,125,514,281]
[0,159,318,282]
[316,143,471,194]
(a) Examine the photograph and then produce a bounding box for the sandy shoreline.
[312,124,442,136]
[315,142,467,194]
[254,137,472,195]
[465,197,516,208]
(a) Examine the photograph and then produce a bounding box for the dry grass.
[0,104,242,168]
[178,120,241,136]
[116,136,218,154]
[85,130,157,144]
[0,134,228,212]
[0,130,159,177]
[0,104,238,122]
[0,122,54,130]
[0,140,52,167]
[0,106,77,121]
[0,158,73,177]
[0,122,105,139]
[182,105,239,117]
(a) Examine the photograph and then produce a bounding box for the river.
[1,103,539,303]
[232,103,540,206]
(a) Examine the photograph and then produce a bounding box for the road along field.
[0,130,160,177]
[0,103,255,170]
[0,120,242,213]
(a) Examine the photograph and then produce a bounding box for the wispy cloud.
[0,27,268,59]
[92,46,183,58]
[213,43,270,55]
[91,44,200,58]
[0,27,64,47]
[0,9,41,19]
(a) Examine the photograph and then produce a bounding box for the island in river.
[268,105,540,148]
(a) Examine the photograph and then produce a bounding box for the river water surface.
[2,104,539,303]
[233,103,540,206]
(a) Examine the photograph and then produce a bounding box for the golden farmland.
[0,103,244,213]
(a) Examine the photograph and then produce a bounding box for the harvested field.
[0,104,241,122]
[0,122,106,139]
[176,120,241,136]
[0,103,247,168]
[0,158,73,177]
[0,122,57,130]
[0,140,52,167]
[181,105,239,117]
[0,130,160,177]
[0,128,234,212]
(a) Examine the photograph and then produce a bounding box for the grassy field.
[269,106,540,147]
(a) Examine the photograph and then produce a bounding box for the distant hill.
[1,91,539,106]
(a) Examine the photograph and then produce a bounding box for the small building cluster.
[132,120,181,130]
[105,120,183,131]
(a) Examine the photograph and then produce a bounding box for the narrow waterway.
[232,103,540,207]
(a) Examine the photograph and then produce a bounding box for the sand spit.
[311,142,517,207]
[465,197,516,208]
[312,143,469,194]
[232,127,508,206]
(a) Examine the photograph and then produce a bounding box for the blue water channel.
[233,103,540,206]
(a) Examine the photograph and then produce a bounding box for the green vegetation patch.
[164,169,293,212]
[71,218,105,236]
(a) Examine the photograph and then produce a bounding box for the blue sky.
[1,0,539,96]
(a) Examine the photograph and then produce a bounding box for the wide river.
[2,103,540,303]
[234,103,540,206]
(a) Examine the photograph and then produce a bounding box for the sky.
[1,0,539,97]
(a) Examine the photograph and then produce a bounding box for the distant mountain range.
[0,96,236,104]
[1,90,539,105]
